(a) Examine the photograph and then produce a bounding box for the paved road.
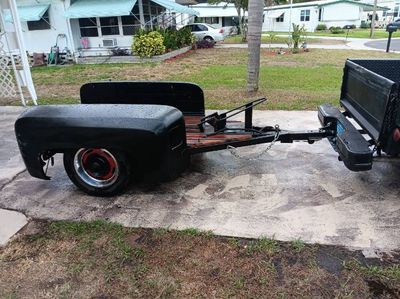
[365,38,400,51]
[1,107,400,255]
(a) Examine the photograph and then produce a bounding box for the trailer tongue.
[14,59,400,196]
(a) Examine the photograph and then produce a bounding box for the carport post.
[138,0,145,28]
[7,0,37,105]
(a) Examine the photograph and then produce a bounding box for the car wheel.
[204,36,214,43]
[63,148,131,197]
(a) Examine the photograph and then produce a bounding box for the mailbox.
[386,24,398,33]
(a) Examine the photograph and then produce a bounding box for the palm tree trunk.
[247,0,264,93]
[370,0,377,38]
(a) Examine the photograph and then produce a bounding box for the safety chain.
[227,125,280,161]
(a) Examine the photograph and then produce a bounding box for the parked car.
[181,23,224,42]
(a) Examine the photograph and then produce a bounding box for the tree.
[247,0,264,93]
[208,0,248,41]
[370,0,377,38]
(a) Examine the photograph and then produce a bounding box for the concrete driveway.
[365,38,400,52]
[1,107,399,254]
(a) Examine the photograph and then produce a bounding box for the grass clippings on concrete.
[0,220,399,298]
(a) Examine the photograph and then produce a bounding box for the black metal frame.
[189,129,334,154]
[197,98,267,132]
[189,98,336,154]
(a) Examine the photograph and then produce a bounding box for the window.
[300,9,310,22]
[27,10,50,31]
[191,24,208,32]
[100,17,120,35]
[195,17,219,24]
[394,6,399,18]
[276,13,284,22]
[79,18,98,37]
[121,15,139,35]
[318,8,322,21]
[222,16,238,27]
[198,24,208,31]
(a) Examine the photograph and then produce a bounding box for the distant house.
[1,0,198,57]
[363,0,400,27]
[263,0,389,32]
[191,2,246,34]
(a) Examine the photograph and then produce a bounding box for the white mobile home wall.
[263,2,365,32]
[8,0,73,53]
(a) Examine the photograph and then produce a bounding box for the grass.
[263,28,400,39]
[291,238,306,252]
[0,220,399,298]
[246,236,279,255]
[6,48,400,110]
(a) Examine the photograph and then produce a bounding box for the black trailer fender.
[80,81,205,116]
[15,104,187,180]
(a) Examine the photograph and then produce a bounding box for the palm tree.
[370,0,377,38]
[247,0,264,93]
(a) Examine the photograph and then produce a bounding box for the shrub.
[291,23,306,53]
[132,31,165,58]
[160,29,179,51]
[155,27,194,52]
[176,27,195,48]
[195,40,215,49]
[329,26,345,34]
[315,23,327,31]
[343,24,356,29]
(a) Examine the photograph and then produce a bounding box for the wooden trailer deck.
[184,116,252,149]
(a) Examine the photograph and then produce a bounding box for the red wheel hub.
[81,149,117,180]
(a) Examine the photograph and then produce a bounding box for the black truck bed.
[341,59,400,155]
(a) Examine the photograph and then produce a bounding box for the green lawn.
[14,48,400,110]
[263,29,400,39]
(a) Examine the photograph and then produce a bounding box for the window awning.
[4,4,49,23]
[65,0,137,18]
[151,0,199,16]
[265,10,284,18]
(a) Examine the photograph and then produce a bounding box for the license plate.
[337,121,345,136]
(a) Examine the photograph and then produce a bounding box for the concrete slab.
[0,107,26,188]
[0,107,399,253]
[0,209,27,246]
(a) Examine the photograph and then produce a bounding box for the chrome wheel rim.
[74,148,119,188]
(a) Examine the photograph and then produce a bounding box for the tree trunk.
[370,0,377,38]
[247,0,264,93]
[235,7,245,42]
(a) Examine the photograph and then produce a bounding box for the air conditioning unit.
[102,38,117,47]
